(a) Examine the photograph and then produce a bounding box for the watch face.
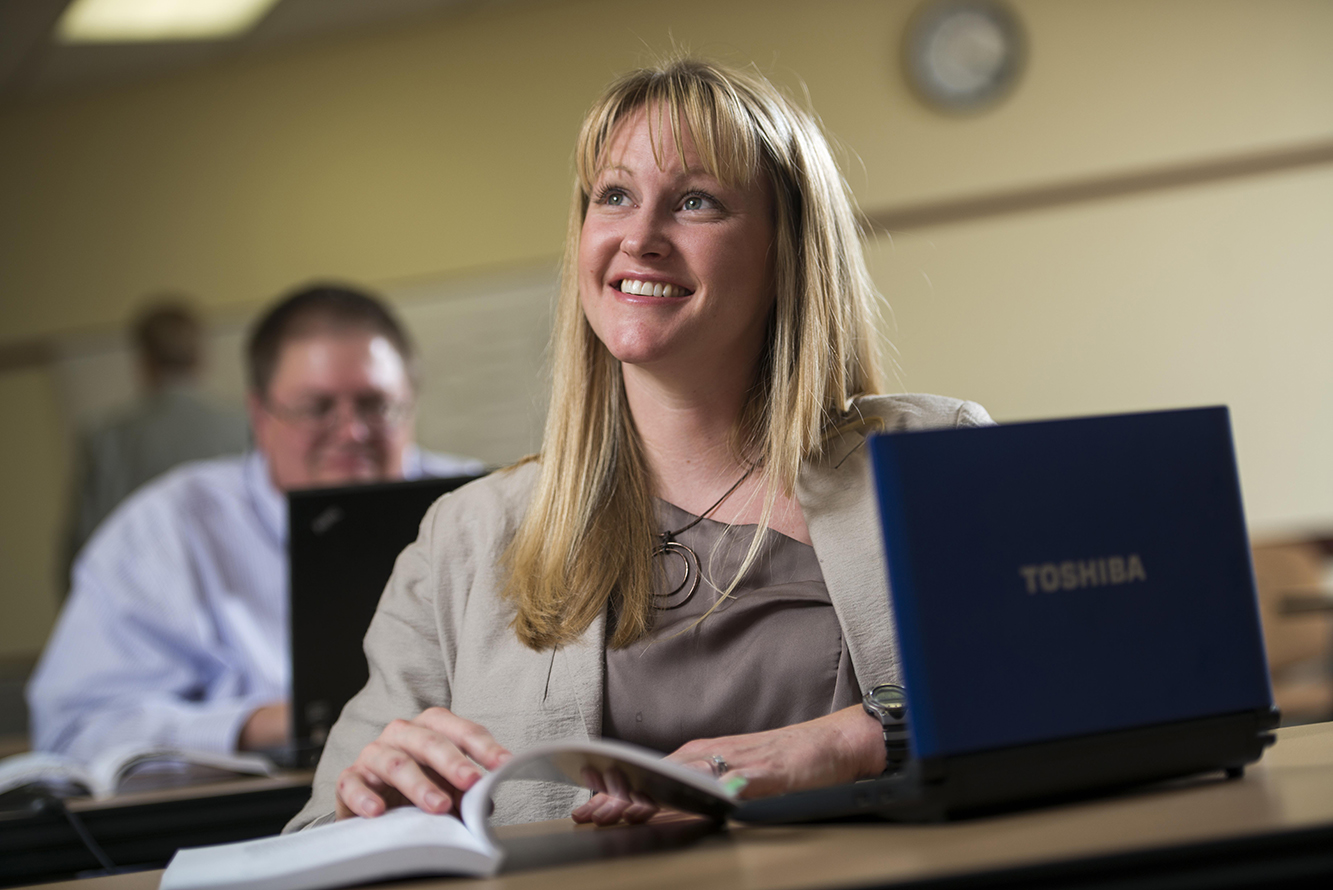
[869,684,908,719]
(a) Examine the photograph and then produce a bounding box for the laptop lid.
[287,474,482,764]
[870,406,1273,763]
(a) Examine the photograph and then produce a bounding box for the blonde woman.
[291,58,990,830]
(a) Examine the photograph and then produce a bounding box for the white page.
[89,745,275,797]
[160,737,732,890]
[0,751,94,796]
[461,737,735,852]
[160,807,499,890]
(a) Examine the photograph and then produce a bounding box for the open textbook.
[160,738,739,890]
[0,745,275,801]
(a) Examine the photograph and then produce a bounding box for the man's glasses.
[263,395,412,432]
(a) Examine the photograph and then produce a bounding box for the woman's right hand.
[335,707,512,819]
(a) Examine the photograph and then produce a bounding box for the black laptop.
[286,474,482,767]
[735,406,1278,823]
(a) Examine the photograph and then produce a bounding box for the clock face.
[904,0,1025,113]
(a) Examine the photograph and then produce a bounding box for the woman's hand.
[670,705,885,799]
[335,707,511,820]
[571,705,883,825]
[569,766,659,826]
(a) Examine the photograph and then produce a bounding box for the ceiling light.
[57,0,283,43]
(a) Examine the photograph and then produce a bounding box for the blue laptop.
[736,406,1278,822]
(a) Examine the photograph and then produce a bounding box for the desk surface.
[24,723,1333,890]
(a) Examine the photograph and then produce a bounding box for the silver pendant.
[653,538,700,610]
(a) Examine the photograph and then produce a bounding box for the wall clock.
[903,0,1026,113]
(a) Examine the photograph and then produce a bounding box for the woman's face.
[578,106,775,382]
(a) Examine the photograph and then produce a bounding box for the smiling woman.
[288,57,992,832]
[512,59,893,652]
[578,104,776,384]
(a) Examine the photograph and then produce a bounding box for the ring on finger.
[709,754,729,777]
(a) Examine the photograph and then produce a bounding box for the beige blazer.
[289,393,991,829]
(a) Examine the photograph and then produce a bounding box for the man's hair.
[133,298,202,379]
[245,283,416,396]
[502,57,884,651]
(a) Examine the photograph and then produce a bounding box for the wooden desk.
[18,724,1333,890]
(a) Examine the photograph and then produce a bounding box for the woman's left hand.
[570,705,883,825]
[668,705,884,799]
[569,766,659,825]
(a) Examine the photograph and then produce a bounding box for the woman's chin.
[607,343,689,373]
[597,331,676,366]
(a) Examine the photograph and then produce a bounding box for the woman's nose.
[621,206,672,259]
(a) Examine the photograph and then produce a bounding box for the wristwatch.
[862,684,910,774]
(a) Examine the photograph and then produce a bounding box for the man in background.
[65,299,249,580]
[29,283,484,762]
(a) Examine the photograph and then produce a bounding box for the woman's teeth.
[618,279,689,298]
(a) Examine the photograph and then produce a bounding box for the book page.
[461,737,736,853]
[160,807,498,890]
[89,745,275,798]
[158,737,734,890]
[0,751,94,797]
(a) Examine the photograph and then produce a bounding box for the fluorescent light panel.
[57,0,283,43]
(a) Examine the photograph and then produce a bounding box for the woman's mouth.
[616,278,693,298]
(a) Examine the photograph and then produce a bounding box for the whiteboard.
[49,264,558,469]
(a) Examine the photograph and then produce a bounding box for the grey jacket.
[289,394,992,829]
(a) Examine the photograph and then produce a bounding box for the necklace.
[653,464,755,610]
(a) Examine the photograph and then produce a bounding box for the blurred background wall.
[1,0,1331,668]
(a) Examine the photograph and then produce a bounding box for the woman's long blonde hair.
[502,57,884,650]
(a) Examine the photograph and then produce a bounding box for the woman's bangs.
[576,76,761,194]
[655,79,758,188]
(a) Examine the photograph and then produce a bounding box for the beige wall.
[0,370,67,659]
[2,0,1331,658]
[5,0,1332,339]
[870,164,1333,532]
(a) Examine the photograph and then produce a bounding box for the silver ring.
[709,755,729,777]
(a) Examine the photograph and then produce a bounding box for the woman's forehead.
[593,102,753,186]
[603,108,695,168]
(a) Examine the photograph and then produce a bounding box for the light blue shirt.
[28,447,484,763]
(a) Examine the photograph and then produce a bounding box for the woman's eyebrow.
[595,162,727,190]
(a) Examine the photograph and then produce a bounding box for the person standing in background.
[30,283,485,763]
[64,298,249,586]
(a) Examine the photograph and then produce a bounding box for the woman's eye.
[595,186,630,206]
[680,192,718,212]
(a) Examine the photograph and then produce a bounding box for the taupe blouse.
[602,500,861,754]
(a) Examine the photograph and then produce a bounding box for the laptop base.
[733,708,1279,824]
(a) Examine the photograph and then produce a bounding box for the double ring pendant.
[650,464,756,612]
